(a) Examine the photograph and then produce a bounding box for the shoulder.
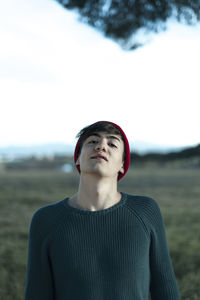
[124,193,164,230]
[28,198,67,240]
[125,193,161,214]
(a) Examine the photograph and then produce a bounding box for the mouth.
[91,155,108,161]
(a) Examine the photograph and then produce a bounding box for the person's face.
[76,131,125,180]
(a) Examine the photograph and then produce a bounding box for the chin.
[81,168,107,177]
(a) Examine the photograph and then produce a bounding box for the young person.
[24,121,181,300]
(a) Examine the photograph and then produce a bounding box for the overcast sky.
[0,0,200,150]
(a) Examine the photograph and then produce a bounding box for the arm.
[149,199,181,299]
[24,210,55,300]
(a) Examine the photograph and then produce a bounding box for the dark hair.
[76,121,126,162]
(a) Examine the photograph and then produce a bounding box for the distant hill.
[130,140,185,154]
[0,143,74,161]
[0,141,193,162]
[132,143,200,168]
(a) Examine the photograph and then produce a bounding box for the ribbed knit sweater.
[24,192,180,300]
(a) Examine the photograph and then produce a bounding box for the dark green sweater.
[24,192,180,300]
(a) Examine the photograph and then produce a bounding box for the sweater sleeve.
[148,198,181,300]
[24,209,55,300]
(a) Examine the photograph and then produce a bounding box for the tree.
[55,0,200,50]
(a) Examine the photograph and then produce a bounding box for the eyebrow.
[89,133,121,143]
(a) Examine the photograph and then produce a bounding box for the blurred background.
[0,0,200,299]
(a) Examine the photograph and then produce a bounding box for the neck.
[70,174,121,211]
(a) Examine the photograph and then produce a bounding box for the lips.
[91,154,108,161]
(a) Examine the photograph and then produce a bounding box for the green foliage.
[0,165,199,299]
[56,0,200,49]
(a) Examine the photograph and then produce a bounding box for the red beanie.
[74,121,130,181]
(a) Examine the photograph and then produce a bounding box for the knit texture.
[24,192,180,300]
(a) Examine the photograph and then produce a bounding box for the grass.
[0,165,199,299]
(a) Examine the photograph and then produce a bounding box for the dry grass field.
[0,164,199,299]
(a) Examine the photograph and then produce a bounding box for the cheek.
[116,148,124,162]
[79,149,89,164]
[113,154,123,167]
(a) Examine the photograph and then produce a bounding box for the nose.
[94,138,107,152]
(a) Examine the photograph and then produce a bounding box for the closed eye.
[109,143,117,148]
